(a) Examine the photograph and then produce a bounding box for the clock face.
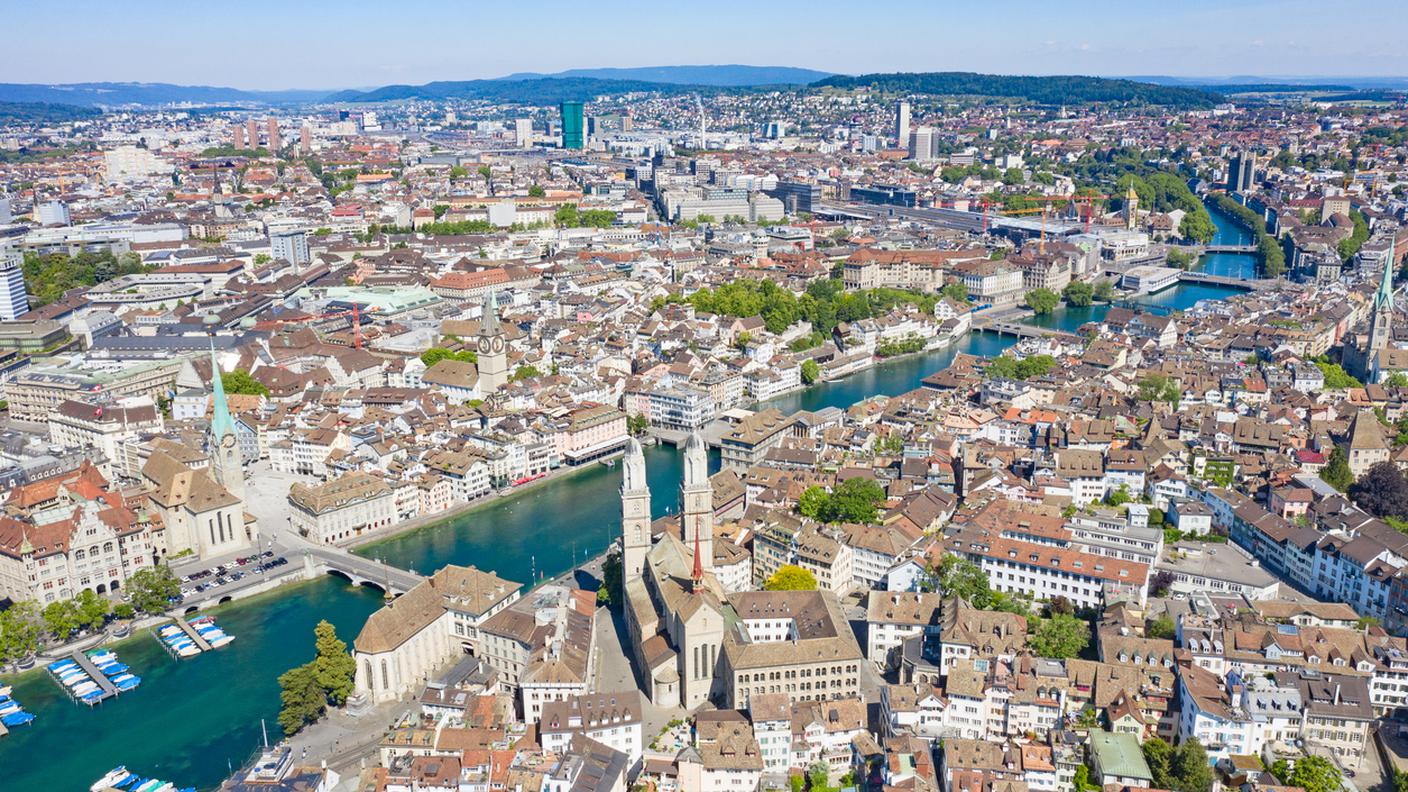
[222,434,237,449]
[478,337,493,353]
[492,337,505,354]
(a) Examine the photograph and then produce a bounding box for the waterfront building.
[353,564,523,704]
[0,461,159,603]
[288,471,395,545]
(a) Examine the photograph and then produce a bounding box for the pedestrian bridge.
[302,547,424,596]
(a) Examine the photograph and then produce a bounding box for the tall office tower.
[0,249,30,320]
[270,230,310,266]
[246,119,260,148]
[514,118,533,148]
[232,124,245,149]
[909,126,935,162]
[266,118,281,151]
[299,123,312,155]
[559,101,585,150]
[1227,151,1255,192]
[894,100,911,148]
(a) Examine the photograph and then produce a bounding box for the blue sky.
[9,0,1407,88]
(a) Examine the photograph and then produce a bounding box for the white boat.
[207,635,235,649]
[0,684,11,697]
[0,702,20,716]
[91,767,129,792]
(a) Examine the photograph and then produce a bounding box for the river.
[0,200,1262,789]
[1023,200,1259,332]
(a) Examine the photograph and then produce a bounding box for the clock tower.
[620,437,651,577]
[476,290,509,394]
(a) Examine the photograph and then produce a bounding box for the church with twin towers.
[617,430,865,711]
[620,430,729,709]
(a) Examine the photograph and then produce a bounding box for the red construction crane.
[987,193,1110,234]
[258,304,378,349]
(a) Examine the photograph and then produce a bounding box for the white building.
[0,249,29,320]
[288,472,396,545]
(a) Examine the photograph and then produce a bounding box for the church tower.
[1368,255,1396,380]
[207,347,245,502]
[475,291,509,394]
[621,437,651,577]
[1124,184,1139,231]
[680,430,713,574]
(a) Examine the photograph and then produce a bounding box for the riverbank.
[346,448,628,554]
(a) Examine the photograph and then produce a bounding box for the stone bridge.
[301,546,424,596]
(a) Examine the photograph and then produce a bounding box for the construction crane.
[258,304,379,349]
[984,193,1110,237]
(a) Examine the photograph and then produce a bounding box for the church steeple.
[680,430,713,575]
[621,437,651,577]
[205,319,245,502]
[1368,255,1396,381]
[475,290,509,394]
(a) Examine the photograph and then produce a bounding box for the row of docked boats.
[0,684,36,728]
[154,614,235,658]
[88,648,142,692]
[47,657,106,705]
[91,766,193,792]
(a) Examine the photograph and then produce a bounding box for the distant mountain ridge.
[813,72,1223,108]
[494,64,833,86]
[0,82,330,107]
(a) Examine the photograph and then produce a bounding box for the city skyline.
[6,0,1408,90]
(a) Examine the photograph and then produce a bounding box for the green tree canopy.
[277,662,325,735]
[800,359,821,385]
[1322,445,1355,491]
[126,565,182,614]
[764,565,818,591]
[420,347,477,367]
[1025,288,1060,315]
[1062,280,1094,307]
[1030,613,1091,658]
[310,620,357,706]
[221,369,269,397]
[0,601,43,665]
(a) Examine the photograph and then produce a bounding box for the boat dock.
[50,650,118,705]
[175,618,214,652]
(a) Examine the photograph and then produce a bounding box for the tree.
[1149,570,1176,597]
[941,281,969,303]
[420,347,477,367]
[1147,614,1176,639]
[807,762,831,792]
[1169,737,1212,792]
[818,477,885,523]
[41,599,81,640]
[73,589,110,632]
[1072,765,1097,792]
[1062,281,1094,307]
[798,486,829,520]
[1350,460,1408,519]
[126,565,182,613]
[1002,167,1025,185]
[527,184,546,197]
[1314,358,1362,389]
[512,365,542,381]
[929,554,993,606]
[1093,279,1116,302]
[1322,445,1355,491]
[764,565,817,591]
[310,620,357,706]
[277,662,325,735]
[1166,248,1196,269]
[1029,613,1090,658]
[597,549,622,606]
[1142,738,1174,789]
[0,601,42,666]
[1025,288,1060,315]
[221,369,269,397]
[626,413,648,437]
[1274,755,1341,792]
[800,359,820,385]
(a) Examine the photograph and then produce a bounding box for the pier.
[53,651,118,706]
[174,619,214,653]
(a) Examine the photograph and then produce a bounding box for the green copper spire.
[209,342,236,442]
[1378,255,1396,313]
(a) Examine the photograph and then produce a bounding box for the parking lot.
[175,551,289,601]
